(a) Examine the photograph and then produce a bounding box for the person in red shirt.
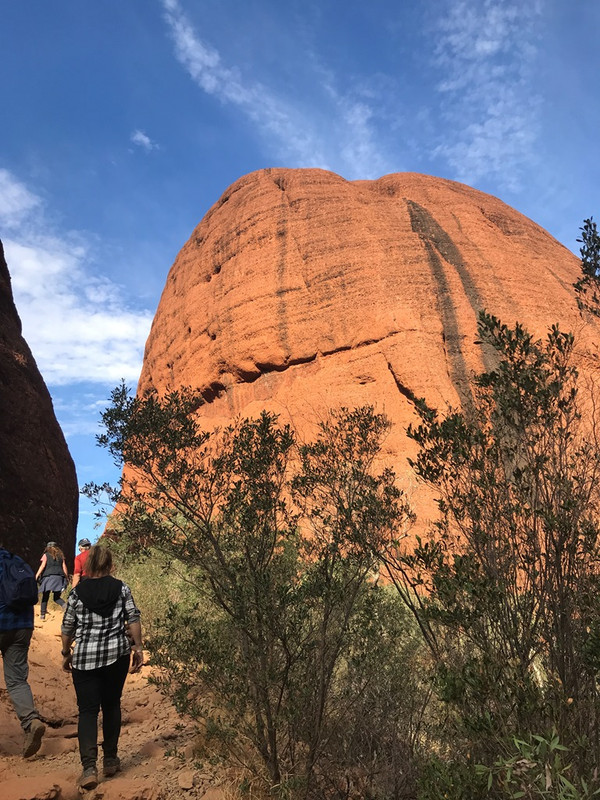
[72,539,91,588]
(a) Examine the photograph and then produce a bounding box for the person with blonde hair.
[35,542,68,620]
[61,545,143,790]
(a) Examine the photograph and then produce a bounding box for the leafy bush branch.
[383,312,600,791]
[86,402,418,798]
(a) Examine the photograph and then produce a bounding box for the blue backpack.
[0,551,39,610]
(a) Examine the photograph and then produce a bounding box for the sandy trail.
[0,608,225,800]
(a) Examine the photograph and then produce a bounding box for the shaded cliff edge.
[0,241,78,568]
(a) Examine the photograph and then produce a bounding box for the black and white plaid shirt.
[61,581,141,670]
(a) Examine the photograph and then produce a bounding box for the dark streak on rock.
[386,361,420,406]
[408,200,483,312]
[276,196,291,354]
[412,202,498,377]
[406,199,474,409]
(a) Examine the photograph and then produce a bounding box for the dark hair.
[85,545,113,577]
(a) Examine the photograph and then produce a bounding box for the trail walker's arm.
[61,632,74,672]
[60,592,77,671]
[35,554,47,581]
[128,619,144,673]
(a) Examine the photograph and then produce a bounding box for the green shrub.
[88,401,414,798]
[384,313,600,778]
[476,732,600,799]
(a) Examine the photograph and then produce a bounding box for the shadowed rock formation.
[0,241,78,567]
[138,169,600,524]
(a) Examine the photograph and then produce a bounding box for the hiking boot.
[78,767,98,790]
[22,718,45,758]
[103,756,121,777]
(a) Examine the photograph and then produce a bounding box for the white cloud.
[160,0,548,188]
[52,395,115,438]
[161,0,327,166]
[0,168,41,229]
[160,0,391,179]
[130,129,159,152]
[432,0,543,189]
[1,170,152,387]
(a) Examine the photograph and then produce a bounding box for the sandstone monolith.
[139,169,600,525]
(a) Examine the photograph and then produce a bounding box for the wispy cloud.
[130,129,159,152]
[0,168,41,228]
[161,0,542,188]
[432,0,543,190]
[52,393,116,438]
[1,170,152,387]
[161,0,329,167]
[160,0,391,179]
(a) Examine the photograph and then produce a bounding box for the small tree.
[383,313,600,782]
[86,393,414,798]
[574,217,600,315]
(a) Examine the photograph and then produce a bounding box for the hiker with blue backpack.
[0,545,46,757]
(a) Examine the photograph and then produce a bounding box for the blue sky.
[1,0,599,544]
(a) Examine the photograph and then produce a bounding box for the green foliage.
[89,276,600,796]
[105,538,192,639]
[384,312,600,780]
[417,757,487,800]
[88,395,416,798]
[476,732,600,799]
[574,217,600,315]
[578,218,600,279]
[315,584,429,799]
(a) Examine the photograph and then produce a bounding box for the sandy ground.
[0,608,227,800]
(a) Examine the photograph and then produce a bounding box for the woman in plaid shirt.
[61,545,143,790]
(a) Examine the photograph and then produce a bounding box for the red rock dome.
[138,169,599,522]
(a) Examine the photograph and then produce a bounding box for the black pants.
[40,591,65,617]
[71,654,130,769]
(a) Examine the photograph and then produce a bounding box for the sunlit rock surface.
[139,169,599,525]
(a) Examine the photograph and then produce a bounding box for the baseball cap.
[78,538,91,548]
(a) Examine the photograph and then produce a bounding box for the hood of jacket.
[76,575,123,616]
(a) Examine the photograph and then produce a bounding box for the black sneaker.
[22,718,45,758]
[78,767,98,790]
[103,756,121,777]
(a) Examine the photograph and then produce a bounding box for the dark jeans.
[0,627,39,730]
[40,591,65,617]
[71,654,130,769]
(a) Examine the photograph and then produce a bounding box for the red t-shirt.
[74,550,90,577]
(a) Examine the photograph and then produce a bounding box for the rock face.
[0,241,78,567]
[139,169,600,523]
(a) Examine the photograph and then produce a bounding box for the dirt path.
[0,609,226,800]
